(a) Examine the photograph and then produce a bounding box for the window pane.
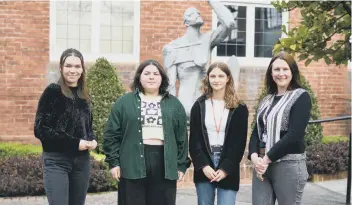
[80,1,92,12]
[111,13,123,26]
[68,39,80,49]
[122,12,134,26]
[80,12,91,25]
[67,11,80,25]
[111,41,123,53]
[237,6,246,18]
[56,39,67,53]
[255,46,273,58]
[123,41,133,53]
[237,19,246,32]
[254,7,282,57]
[236,45,246,56]
[100,40,111,53]
[101,26,111,40]
[55,1,92,53]
[100,1,134,54]
[67,25,79,39]
[100,13,111,26]
[80,25,91,40]
[217,5,246,57]
[80,40,91,53]
[112,27,123,41]
[123,26,133,41]
[56,1,68,11]
[56,11,67,24]
[57,25,67,39]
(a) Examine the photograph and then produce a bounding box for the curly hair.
[200,62,240,109]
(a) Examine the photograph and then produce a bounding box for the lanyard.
[210,98,225,137]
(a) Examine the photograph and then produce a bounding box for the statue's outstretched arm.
[209,0,235,29]
[209,0,235,49]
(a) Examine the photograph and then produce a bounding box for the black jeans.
[43,151,91,205]
[118,144,177,205]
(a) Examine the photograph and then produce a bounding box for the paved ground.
[0,180,349,205]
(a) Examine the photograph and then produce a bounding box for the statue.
[162,0,235,116]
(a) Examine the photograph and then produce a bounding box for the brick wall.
[0,1,50,144]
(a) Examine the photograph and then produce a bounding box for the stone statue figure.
[162,0,235,117]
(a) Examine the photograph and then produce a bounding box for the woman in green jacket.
[103,59,189,205]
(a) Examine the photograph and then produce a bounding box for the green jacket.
[103,90,189,180]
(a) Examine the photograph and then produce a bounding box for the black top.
[189,95,248,191]
[248,92,311,162]
[34,83,96,153]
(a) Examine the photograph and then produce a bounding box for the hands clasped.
[78,139,98,151]
[202,166,228,182]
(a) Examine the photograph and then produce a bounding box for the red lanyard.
[210,98,225,136]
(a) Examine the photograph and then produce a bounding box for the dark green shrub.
[306,141,349,174]
[0,155,117,197]
[86,58,125,153]
[250,74,323,147]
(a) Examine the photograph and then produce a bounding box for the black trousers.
[43,151,90,205]
[118,145,177,205]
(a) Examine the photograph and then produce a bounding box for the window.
[216,6,247,57]
[254,7,282,57]
[212,1,288,67]
[50,0,140,63]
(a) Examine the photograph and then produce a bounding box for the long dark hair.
[265,51,302,94]
[58,48,89,101]
[200,62,240,109]
[131,59,169,95]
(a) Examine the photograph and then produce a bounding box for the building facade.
[1,0,350,185]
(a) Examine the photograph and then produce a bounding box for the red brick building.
[1,1,350,185]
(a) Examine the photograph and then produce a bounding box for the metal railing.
[309,115,351,205]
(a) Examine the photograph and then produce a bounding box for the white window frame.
[49,0,140,63]
[211,0,289,68]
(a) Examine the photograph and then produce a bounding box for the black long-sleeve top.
[248,91,311,162]
[34,83,96,153]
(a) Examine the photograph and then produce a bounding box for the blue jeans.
[195,153,237,205]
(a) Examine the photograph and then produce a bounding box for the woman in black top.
[248,52,311,205]
[189,62,248,205]
[34,48,97,205]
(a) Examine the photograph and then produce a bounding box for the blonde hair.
[200,62,240,109]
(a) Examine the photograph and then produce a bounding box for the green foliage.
[250,75,323,147]
[272,1,351,66]
[90,151,106,161]
[322,135,349,144]
[86,58,125,153]
[0,143,42,158]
